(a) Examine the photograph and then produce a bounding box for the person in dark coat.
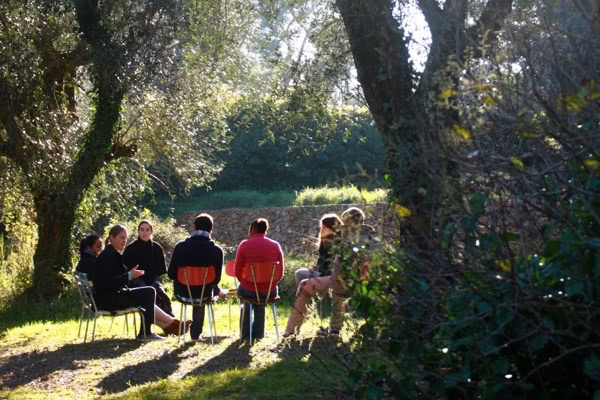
[75,233,103,276]
[168,213,227,341]
[93,224,188,340]
[123,220,173,316]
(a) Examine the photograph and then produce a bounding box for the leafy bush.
[294,185,388,206]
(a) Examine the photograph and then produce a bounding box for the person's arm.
[93,251,128,293]
[214,247,224,285]
[277,243,285,278]
[234,242,245,281]
[122,243,135,271]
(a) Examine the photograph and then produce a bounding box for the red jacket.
[234,233,284,292]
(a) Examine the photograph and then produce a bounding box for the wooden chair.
[74,272,146,342]
[238,261,283,343]
[174,265,218,345]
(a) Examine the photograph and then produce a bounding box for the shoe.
[190,335,206,342]
[183,320,192,334]
[163,319,184,336]
[137,333,166,341]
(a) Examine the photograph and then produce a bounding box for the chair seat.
[96,307,145,317]
[175,293,216,305]
[238,294,280,304]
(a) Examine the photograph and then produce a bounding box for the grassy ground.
[0,273,351,399]
[150,186,388,219]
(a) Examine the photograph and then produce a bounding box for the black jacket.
[315,237,336,276]
[122,238,167,285]
[92,245,130,310]
[168,235,224,299]
[75,249,96,275]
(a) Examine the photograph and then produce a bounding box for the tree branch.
[465,0,513,54]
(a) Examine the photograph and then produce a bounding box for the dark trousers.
[191,305,206,339]
[117,286,156,335]
[238,286,278,339]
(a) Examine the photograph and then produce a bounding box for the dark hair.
[79,233,100,253]
[318,213,342,247]
[341,207,365,225]
[194,213,214,232]
[106,224,127,246]
[250,218,268,234]
[137,219,153,232]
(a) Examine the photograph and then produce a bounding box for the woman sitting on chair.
[75,233,103,276]
[93,224,189,340]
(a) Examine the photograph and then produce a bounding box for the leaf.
[469,192,487,217]
[510,157,524,171]
[496,259,511,273]
[483,95,495,106]
[518,131,539,139]
[583,355,600,381]
[528,334,549,351]
[394,204,412,218]
[584,159,599,169]
[500,232,521,242]
[472,83,493,91]
[452,124,471,140]
[438,88,457,100]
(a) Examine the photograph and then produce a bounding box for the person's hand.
[130,265,145,279]
[309,264,318,271]
[218,288,229,299]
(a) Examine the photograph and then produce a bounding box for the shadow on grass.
[97,346,187,393]
[0,339,141,389]
[185,339,251,377]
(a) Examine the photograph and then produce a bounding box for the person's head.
[249,218,268,236]
[106,224,128,252]
[341,207,365,226]
[137,220,153,242]
[318,213,342,245]
[194,213,214,232]
[80,233,103,256]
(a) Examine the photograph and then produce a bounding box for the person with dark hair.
[168,213,227,341]
[283,207,377,338]
[123,220,173,317]
[234,218,285,341]
[93,224,187,340]
[294,213,342,287]
[75,233,103,275]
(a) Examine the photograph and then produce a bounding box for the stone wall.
[178,203,398,254]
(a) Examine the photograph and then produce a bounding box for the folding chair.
[224,260,240,330]
[239,261,283,344]
[174,266,218,345]
[74,272,146,342]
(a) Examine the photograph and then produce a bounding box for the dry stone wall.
[178,203,398,254]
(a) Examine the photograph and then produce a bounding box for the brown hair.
[318,213,342,246]
[341,207,365,225]
[105,224,127,246]
[137,219,153,232]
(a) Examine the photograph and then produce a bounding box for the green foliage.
[214,102,386,191]
[294,185,388,206]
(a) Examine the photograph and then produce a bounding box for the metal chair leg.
[249,303,254,344]
[78,306,85,338]
[207,304,215,345]
[91,315,98,342]
[240,302,245,340]
[271,303,280,341]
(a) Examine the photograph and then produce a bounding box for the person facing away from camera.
[234,218,284,341]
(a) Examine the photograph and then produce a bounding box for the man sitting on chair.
[234,218,285,341]
[168,213,226,341]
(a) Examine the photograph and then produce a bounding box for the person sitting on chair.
[76,233,103,276]
[234,218,285,341]
[168,213,227,341]
[93,224,188,340]
[283,207,376,338]
[123,220,174,317]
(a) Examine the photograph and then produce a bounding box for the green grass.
[0,254,349,400]
[150,185,388,219]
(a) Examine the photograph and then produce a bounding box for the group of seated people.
[76,206,377,342]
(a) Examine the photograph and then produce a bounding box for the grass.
[150,185,389,219]
[0,256,350,400]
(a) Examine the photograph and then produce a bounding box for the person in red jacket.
[234,218,284,341]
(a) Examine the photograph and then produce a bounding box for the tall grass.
[151,185,388,218]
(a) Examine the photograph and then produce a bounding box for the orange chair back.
[242,262,282,284]
[177,266,216,287]
[224,260,235,277]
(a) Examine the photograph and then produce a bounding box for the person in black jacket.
[75,233,103,276]
[168,213,227,341]
[93,224,188,340]
[123,220,173,316]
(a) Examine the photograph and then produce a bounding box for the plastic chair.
[238,261,283,343]
[75,272,146,342]
[174,265,218,345]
